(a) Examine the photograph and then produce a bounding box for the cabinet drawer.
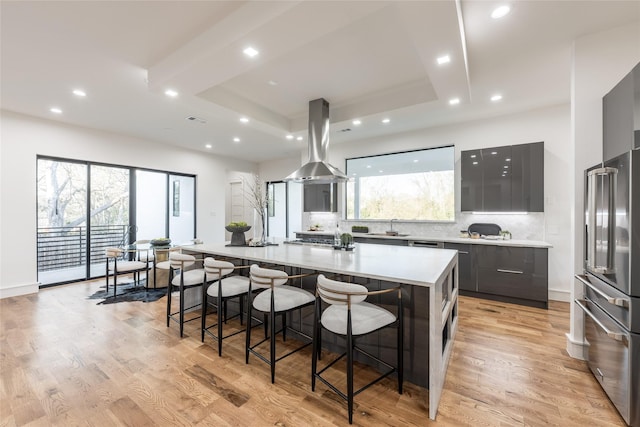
[474,245,537,273]
[475,245,548,302]
[477,267,547,301]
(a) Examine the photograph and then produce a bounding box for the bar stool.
[311,274,403,424]
[167,252,204,337]
[246,264,315,383]
[201,257,251,356]
[154,247,181,288]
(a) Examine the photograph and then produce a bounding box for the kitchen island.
[183,241,458,420]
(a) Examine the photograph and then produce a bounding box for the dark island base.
[208,266,431,388]
[459,290,548,309]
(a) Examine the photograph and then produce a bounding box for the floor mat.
[88,282,166,304]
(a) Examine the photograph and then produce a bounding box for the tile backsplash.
[304,212,545,241]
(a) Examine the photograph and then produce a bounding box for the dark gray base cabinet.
[473,245,548,308]
[443,243,475,292]
[450,244,548,309]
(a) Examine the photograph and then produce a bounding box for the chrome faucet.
[390,218,397,231]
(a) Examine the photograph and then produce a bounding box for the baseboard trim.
[566,332,588,360]
[0,282,39,299]
[549,288,571,302]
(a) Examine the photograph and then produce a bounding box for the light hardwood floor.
[0,279,626,426]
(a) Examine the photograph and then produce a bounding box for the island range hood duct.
[284,98,348,183]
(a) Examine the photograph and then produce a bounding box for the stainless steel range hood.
[284,98,347,183]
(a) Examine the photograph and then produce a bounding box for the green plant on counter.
[340,232,353,247]
[227,221,248,228]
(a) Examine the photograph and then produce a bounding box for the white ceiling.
[1,1,638,163]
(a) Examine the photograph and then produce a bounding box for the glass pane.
[37,159,87,284]
[287,182,303,238]
[89,165,130,278]
[346,146,455,221]
[136,170,167,241]
[267,182,287,238]
[169,175,195,244]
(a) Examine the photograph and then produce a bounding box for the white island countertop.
[184,240,457,288]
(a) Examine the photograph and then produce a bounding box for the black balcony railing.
[37,225,128,272]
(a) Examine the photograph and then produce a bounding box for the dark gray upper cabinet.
[603,62,640,162]
[511,142,544,212]
[481,146,512,211]
[461,141,544,212]
[303,183,337,212]
[461,149,483,211]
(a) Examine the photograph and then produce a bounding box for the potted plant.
[225,221,251,246]
[337,232,354,251]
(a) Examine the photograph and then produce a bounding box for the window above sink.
[345,146,455,221]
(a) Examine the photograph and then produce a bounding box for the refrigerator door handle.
[586,167,617,274]
[575,274,629,307]
[575,299,626,342]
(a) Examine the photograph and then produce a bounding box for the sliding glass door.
[37,159,88,283]
[37,157,196,286]
[266,181,302,239]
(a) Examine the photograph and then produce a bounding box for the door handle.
[497,268,523,274]
[575,274,628,307]
[586,167,617,274]
[574,299,626,342]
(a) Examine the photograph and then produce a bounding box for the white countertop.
[295,230,552,248]
[182,240,458,288]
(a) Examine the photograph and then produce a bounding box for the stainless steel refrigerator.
[575,148,639,426]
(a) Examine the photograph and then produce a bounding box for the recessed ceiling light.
[352,173,357,176]
[504,165,509,169]
[50,107,62,114]
[413,159,419,163]
[449,98,460,105]
[296,136,303,141]
[164,89,178,97]
[72,89,86,97]
[352,119,362,126]
[205,144,212,149]
[366,165,372,168]
[473,161,478,165]
[233,137,240,143]
[506,158,511,162]
[239,117,249,123]
[379,170,384,173]
[268,80,278,86]
[382,118,390,124]
[491,151,497,155]
[286,135,294,140]
[470,154,477,158]
[243,47,259,58]
[437,55,451,65]
[491,5,510,19]
[491,94,503,102]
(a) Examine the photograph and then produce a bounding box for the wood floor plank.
[0,280,628,426]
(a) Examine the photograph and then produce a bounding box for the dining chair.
[104,247,151,298]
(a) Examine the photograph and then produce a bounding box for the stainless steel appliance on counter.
[575,148,640,426]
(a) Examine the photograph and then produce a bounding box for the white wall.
[0,110,256,298]
[566,23,640,358]
[261,103,573,301]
